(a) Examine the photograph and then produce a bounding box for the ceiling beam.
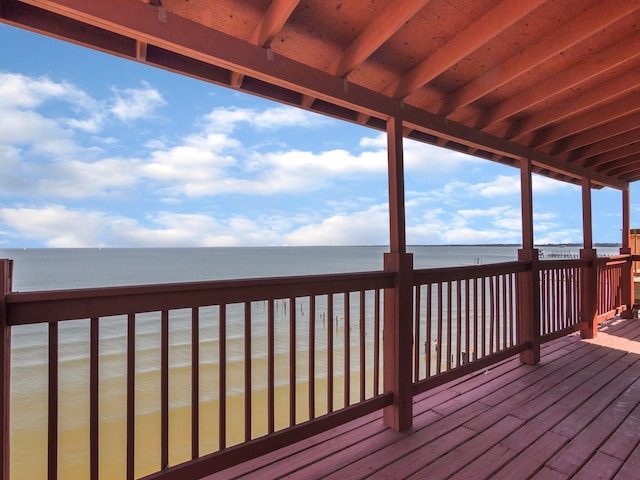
[326,0,431,78]
[383,0,545,100]
[570,128,640,164]
[529,93,640,149]
[468,33,640,130]
[6,0,627,189]
[249,0,299,47]
[436,0,640,118]
[594,143,640,172]
[506,69,640,142]
[602,152,640,177]
[550,111,640,156]
[230,0,299,89]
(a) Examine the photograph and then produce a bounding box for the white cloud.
[0,205,269,247]
[284,204,389,246]
[406,203,523,245]
[110,82,166,121]
[202,106,324,133]
[0,205,111,247]
[0,72,73,109]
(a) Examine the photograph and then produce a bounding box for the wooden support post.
[580,178,598,339]
[518,159,540,364]
[383,116,413,431]
[383,252,413,432]
[620,185,634,318]
[0,259,13,480]
[517,249,540,364]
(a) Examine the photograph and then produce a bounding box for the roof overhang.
[2,0,639,190]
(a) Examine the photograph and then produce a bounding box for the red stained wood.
[202,318,640,480]
[573,451,624,480]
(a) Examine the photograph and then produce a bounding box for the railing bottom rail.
[140,393,393,480]
[412,343,530,397]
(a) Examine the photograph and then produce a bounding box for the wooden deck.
[203,317,640,480]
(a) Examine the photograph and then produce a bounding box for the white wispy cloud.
[0,205,285,247]
[110,81,166,122]
[202,105,325,133]
[284,204,390,246]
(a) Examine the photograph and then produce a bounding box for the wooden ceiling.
[2,0,639,189]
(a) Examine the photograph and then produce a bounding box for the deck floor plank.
[573,452,624,480]
[202,318,640,480]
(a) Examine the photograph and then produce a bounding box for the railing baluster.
[465,279,470,364]
[446,282,452,371]
[479,278,484,357]
[268,300,275,432]
[359,290,365,402]
[289,297,296,427]
[425,284,432,377]
[473,278,478,361]
[344,293,350,407]
[456,281,462,367]
[327,294,334,413]
[127,313,135,480]
[309,296,316,419]
[244,302,252,442]
[436,283,443,374]
[161,310,169,469]
[553,269,559,331]
[495,276,500,351]
[414,285,421,381]
[219,305,227,448]
[489,275,500,353]
[373,289,380,395]
[90,317,99,480]
[509,274,515,346]
[545,270,551,334]
[48,321,58,480]
[243,303,251,442]
[192,307,200,458]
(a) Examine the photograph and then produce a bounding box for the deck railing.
[411,262,528,394]
[538,259,585,338]
[0,253,633,480]
[3,270,394,480]
[595,256,627,320]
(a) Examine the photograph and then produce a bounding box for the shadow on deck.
[204,317,640,479]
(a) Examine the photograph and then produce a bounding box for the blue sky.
[0,23,634,248]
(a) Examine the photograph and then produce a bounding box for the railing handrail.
[6,270,395,325]
[539,258,589,269]
[413,260,527,284]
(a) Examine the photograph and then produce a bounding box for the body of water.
[1,245,534,291]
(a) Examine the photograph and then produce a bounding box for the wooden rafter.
[383,0,546,100]
[572,128,640,164]
[326,0,430,78]
[550,112,640,156]
[469,33,640,130]
[436,0,640,117]
[531,94,640,149]
[507,70,640,142]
